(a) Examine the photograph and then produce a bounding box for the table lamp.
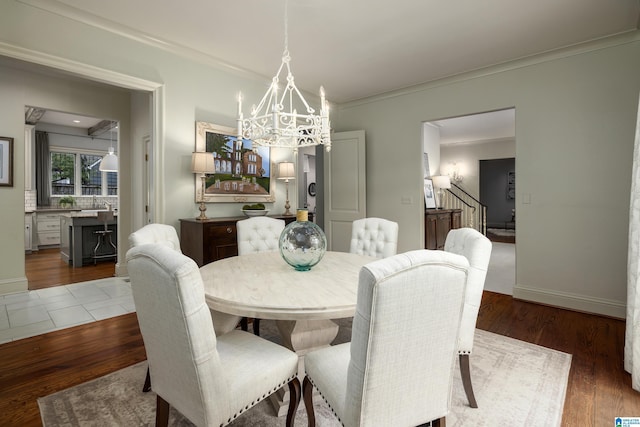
[191,152,215,220]
[277,162,296,216]
[432,175,451,209]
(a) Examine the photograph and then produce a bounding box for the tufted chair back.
[444,227,492,408]
[127,244,300,427]
[303,249,469,426]
[444,228,492,352]
[129,223,182,253]
[237,217,285,255]
[349,217,399,259]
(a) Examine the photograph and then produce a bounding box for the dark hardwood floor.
[2,250,639,426]
[26,248,115,290]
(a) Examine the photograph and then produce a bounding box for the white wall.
[422,123,440,177]
[0,1,303,294]
[441,137,516,199]
[334,33,640,318]
[0,63,131,294]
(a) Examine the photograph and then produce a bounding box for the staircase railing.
[440,183,487,235]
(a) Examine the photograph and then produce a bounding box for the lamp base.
[283,200,292,216]
[197,202,208,220]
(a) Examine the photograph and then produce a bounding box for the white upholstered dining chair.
[127,244,301,427]
[302,249,469,427]
[444,227,492,408]
[236,216,285,335]
[129,223,241,393]
[349,217,399,259]
[128,223,182,252]
[237,216,285,255]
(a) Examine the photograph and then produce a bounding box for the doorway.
[424,108,516,295]
[25,109,120,290]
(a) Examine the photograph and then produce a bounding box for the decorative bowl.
[242,209,269,217]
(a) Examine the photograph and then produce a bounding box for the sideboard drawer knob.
[226,227,233,234]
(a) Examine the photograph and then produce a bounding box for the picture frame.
[195,121,275,203]
[0,136,13,187]
[507,171,515,200]
[424,178,436,209]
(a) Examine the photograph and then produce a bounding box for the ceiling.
[40,0,639,104]
[432,109,516,145]
[10,1,638,142]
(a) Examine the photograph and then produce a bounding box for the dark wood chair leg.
[302,376,316,427]
[143,366,152,392]
[459,354,478,408]
[286,377,301,427]
[155,395,170,427]
[240,317,248,331]
[253,318,261,336]
[431,416,446,427]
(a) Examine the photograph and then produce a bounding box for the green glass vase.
[279,209,327,271]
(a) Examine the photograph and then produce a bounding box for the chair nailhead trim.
[306,376,345,426]
[224,377,296,424]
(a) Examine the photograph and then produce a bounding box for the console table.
[425,208,461,250]
[180,215,296,266]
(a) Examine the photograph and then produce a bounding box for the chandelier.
[236,0,331,153]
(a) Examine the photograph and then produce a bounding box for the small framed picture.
[0,136,13,187]
[424,178,436,209]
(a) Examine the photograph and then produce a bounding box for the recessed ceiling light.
[73,120,81,123]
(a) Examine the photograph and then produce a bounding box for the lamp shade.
[277,162,296,180]
[99,148,118,172]
[191,152,215,174]
[432,175,451,189]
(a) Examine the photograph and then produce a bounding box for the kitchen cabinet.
[60,212,118,267]
[425,209,462,250]
[180,215,296,266]
[36,212,62,247]
[25,213,33,253]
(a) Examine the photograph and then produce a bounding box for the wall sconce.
[191,152,215,220]
[277,162,296,216]
[449,162,463,184]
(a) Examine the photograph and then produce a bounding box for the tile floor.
[0,277,134,344]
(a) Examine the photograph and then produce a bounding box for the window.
[50,149,117,196]
[51,152,75,195]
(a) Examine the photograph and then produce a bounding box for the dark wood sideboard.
[425,209,462,250]
[180,215,297,267]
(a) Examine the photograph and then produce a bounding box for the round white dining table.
[200,250,376,415]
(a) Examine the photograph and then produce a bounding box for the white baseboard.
[513,284,625,319]
[0,276,29,296]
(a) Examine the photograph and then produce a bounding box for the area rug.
[38,319,571,426]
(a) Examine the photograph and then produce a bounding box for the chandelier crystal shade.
[237,0,331,153]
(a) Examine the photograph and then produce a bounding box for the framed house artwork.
[195,121,275,203]
[0,136,13,187]
[424,178,436,209]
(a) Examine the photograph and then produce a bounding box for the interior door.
[323,130,366,252]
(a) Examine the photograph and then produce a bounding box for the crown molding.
[340,29,640,109]
[441,136,516,147]
[17,0,265,83]
[0,40,162,91]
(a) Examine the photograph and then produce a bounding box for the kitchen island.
[60,211,118,267]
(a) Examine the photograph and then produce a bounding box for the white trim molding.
[513,284,625,319]
[0,276,28,295]
[17,0,262,81]
[0,41,162,91]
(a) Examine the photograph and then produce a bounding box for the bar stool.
[93,211,117,264]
